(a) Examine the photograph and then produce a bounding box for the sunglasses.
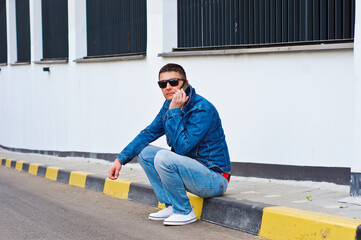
[158,78,186,88]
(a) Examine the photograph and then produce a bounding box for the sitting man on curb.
[109,63,231,226]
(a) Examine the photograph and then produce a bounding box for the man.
[109,63,231,226]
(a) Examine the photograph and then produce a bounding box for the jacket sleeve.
[116,108,165,165]
[164,106,213,155]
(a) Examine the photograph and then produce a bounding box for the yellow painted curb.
[28,163,43,175]
[156,192,204,220]
[69,171,92,188]
[15,161,25,171]
[187,192,204,220]
[45,166,62,181]
[259,206,361,240]
[103,178,135,200]
[158,202,166,209]
[5,159,12,168]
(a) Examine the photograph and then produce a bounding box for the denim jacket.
[116,85,231,173]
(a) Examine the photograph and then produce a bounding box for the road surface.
[0,167,261,240]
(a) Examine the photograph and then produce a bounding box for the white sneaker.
[149,206,173,221]
[163,208,197,226]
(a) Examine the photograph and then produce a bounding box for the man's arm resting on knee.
[109,158,122,180]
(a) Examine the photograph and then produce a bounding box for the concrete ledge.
[158,42,353,57]
[15,161,24,171]
[33,59,68,64]
[85,174,105,192]
[202,196,270,234]
[69,171,91,188]
[57,169,71,184]
[45,166,62,181]
[37,165,49,177]
[103,178,135,200]
[259,206,361,240]
[10,160,16,168]
[128,182,159,207]
[28,163,42,175]
[1,157,361,240]
[9,62,31,66]
[22,162,30,172]
[74,54,145,63]
[5,159,12,167]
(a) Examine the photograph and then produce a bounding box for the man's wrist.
[116,153,128,165]
[115,158,122,165]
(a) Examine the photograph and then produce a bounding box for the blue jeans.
[137,145,229,215]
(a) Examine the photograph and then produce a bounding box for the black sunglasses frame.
[158,78,186,88]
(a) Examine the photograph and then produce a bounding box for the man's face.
[159,71,185,101]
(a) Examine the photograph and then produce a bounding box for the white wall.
[352,1,361,173]
[0,0,357,169]
[183,50,354,167]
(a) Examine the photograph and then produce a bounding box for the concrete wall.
[0,0,359,171]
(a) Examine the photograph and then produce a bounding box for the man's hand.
[169,89,189,110]
[109,158,122,180]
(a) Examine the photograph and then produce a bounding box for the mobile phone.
[182,81,190,95]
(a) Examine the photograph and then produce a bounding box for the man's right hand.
[109,158,122,180]
[169,89,189,110]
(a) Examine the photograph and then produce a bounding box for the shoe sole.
[149,216,169,221]
[163,217,197,226]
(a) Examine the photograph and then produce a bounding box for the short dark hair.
[159,63,187,79]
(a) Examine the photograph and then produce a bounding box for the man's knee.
[154,150,173,170]
[137,145,156,163]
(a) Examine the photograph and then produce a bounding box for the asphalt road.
[0,167,261,240]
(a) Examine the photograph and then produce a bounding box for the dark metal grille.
[0,0,7,63]
[178,0,355,49]
[16,0,31,62]
[86,0,147,57]
[42,0,68,59]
